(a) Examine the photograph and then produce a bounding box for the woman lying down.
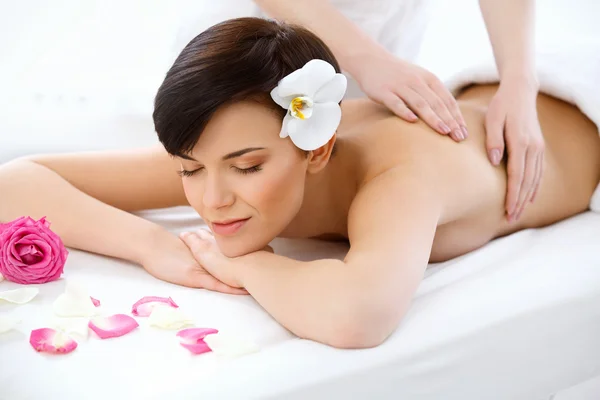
[1,18,599,349]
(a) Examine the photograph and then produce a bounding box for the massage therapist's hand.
[485,77,544,222]
[356,51,468,141]
[141,229,248,294]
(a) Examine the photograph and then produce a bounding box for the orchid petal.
[279,114,293,138]
[277,59,336,99]
[88,314,139,339]
[131,296,178,317]
[176,328,219,355]
[286,102,341,150]
[30,328,77,354]
[90,297,101,307]
[204,332,260,358]
[49,317,90,339]
[0,314,21,333]
[314,73,347,103]
[270,87,292,109]
[53,281,98,317]
[0,287,39,304]
[148,304,193,330]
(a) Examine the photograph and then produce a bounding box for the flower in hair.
[270,59,347,151]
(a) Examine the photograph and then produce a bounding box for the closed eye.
[233,165,263,175]
[177,167,203,178]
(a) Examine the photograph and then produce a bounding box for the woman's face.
[179,101,308,257]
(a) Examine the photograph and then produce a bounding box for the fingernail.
[439,122,451,134]
[489,149,501,166]
[179,232,190,238]
[407,111,418,121]
[453,129,464,141]
[461,126,469,138]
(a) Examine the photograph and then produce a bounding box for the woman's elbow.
[324,304,409,349]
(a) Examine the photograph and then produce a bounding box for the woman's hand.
[141,229,247,294]
[179,230,244,288]
[484,78,544,221]
[355,52,468,142]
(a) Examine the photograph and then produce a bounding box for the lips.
[211,218,250,236]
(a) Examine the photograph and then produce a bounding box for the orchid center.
[289,96,314,120]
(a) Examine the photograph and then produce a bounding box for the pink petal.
[30,328,77,354]
[88,314,139,339]
[90,296,101,307]
[176,328,218,355]
[131,296,178,317]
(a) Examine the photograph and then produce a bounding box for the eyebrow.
[182,147,265,162]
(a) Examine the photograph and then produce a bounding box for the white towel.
[444,37,600,212]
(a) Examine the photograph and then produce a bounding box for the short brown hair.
[153,17,341,159]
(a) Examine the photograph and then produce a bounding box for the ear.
[306,133,336,174]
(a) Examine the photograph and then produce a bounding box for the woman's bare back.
[333,84,600,262]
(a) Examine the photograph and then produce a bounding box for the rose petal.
[131,296,178,317]
[176,328,219,355]
[148,304,193,330]
[90,297,101,307]
[88,314,139,339]
[49,317,90,339]
[286,102,341,151]
[0,273,4,282]
[0,287,39,304]
[204,333,260,358]
[0,314,21,333]
[53,281,98,317]
[29,328,77,354]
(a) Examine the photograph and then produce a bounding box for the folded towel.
[444,37,600,212]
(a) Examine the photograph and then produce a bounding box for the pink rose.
[0,216,68,284]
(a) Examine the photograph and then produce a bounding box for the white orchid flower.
[270,59,347,151]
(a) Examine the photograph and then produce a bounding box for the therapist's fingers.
[428,78,468,137]
[513,149,539,221]
[398,88,454,138]
[380,92,419,122]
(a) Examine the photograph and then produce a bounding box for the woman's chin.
[217,237,270,258]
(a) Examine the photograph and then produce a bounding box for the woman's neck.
[281,138,361,239]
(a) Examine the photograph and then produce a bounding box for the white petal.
[148,304,194,330]
[280,114,293,138]
[287,103,342,151]
[277,59,336,98]
[49,317,90,339]
[53,281,98,317]
[0,273,4,282]
[0,287,39,304]
[204,332,260,358]
[314,74,347,103]
[0,314,21,334]
[270,87,292,109]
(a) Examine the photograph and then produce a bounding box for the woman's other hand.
[141,228,248,294]
[355,52,468,142]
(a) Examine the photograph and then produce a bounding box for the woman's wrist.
[134,222,176,266]
[499,66,539,93]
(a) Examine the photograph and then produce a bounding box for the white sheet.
[1,207,599,399]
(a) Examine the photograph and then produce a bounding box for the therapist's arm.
[254,0,468,141]
[479,0,544,222]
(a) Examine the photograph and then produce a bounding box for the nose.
[202,172,234,210]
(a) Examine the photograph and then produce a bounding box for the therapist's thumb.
[485,110,506,166]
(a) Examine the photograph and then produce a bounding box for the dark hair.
[153,17,342,159]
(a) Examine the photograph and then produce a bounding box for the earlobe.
[306,133,336,174]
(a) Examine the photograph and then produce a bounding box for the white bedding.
[1,207,599,399]
[1,1,600,399]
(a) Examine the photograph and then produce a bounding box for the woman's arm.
[182,167,441,348]
[0,146,187,264]
[253,0,467,139]
[479,0,544,222]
